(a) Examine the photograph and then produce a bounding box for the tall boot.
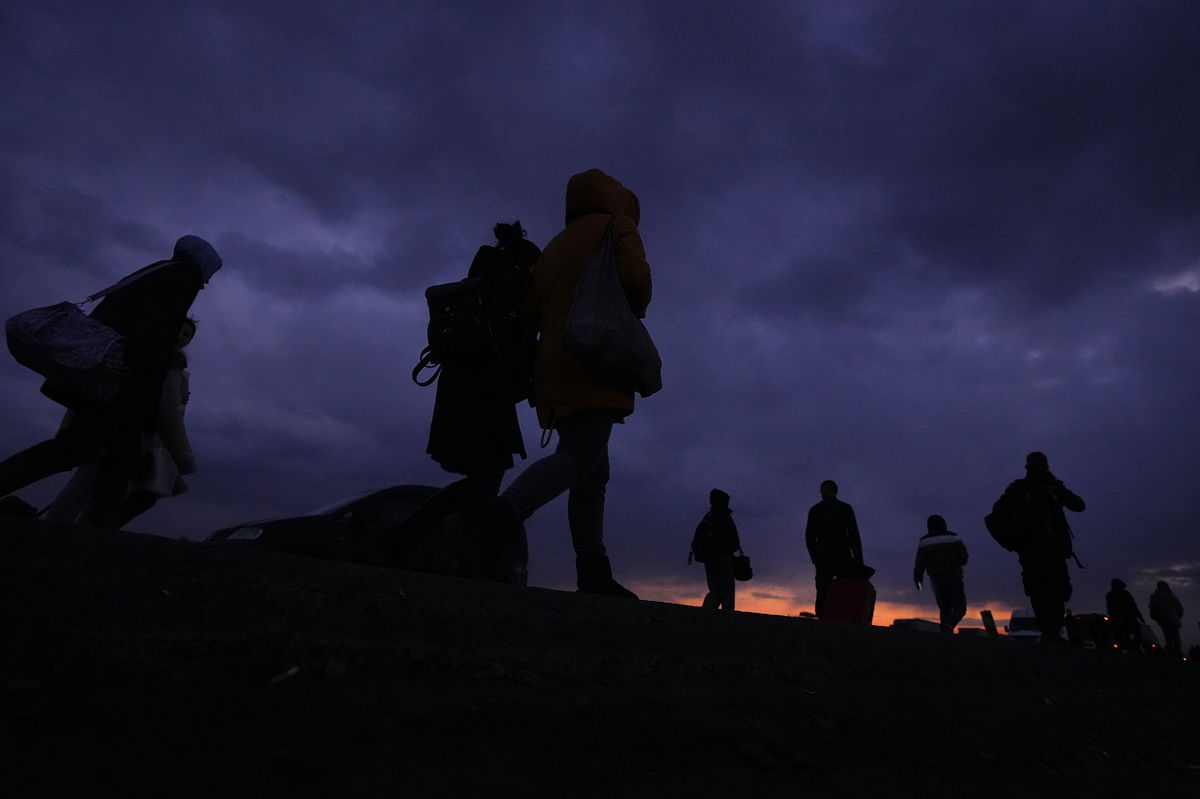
[576,554,638,599]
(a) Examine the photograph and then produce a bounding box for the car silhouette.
[206,484,438,562]
[206,484,528,585]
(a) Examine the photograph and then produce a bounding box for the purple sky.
[2,1,1198,645]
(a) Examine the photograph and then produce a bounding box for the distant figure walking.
[45,318,199,527]
[991,452,1085,643]
[691,488,741,611]
[912,514,969,633]
[393,222,541,582]
[474,169,653,598]
[805,480,864,618]
[0,236,221,527]
[1105,578,1145,653]
[1148,580,1185,658]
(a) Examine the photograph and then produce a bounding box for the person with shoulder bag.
[460,169,655,598]
[694,488,742,611]
[0,236,221,527]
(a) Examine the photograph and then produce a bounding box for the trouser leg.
[1021,556,1070,640]
[814,568,833,617]
[932,574,966,632]
[501,409,614,532]
[86,435,140,529]
[0,434,102,499]
[43,463,99,524]
[567,444,609,558]
[117,491,159,528]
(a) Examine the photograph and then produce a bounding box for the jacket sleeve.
[993,482,1017,514]
[913,550,925,584]
[804,507,818,562]
[1055,482,1085,513]
[613,216,652,318]
[846,506,863,563]
[956,540,969,565]
[729,517,741,553]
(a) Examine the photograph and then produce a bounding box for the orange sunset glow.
[630,578,1027,631]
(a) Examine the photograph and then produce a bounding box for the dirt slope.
[1,519,1197,798]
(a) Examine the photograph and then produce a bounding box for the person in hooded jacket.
[473,169,652,598]
[912,514,969,632]
[992,451,1085,643]
[695,488,741,611]
[1148,580,1185,658]
[0,236,221,527]
[1105,578,1145,653]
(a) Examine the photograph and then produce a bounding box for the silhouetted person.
[694,488,741,611]
[1149,580,1185,658]
[805,479,864,618]
[45,317,199,528]
[390,222,540,582]
[991,451,1085,643]
[0,236,221,527]
[1105,578,1145,653]
[470,169,653,598]
[912,514,969,633]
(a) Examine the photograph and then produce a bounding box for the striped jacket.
[913,532,969,583]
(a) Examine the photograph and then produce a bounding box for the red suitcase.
[822,577,876,624]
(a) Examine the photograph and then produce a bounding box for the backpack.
[412,277,489,386]
[984,504,1024,552]
[412,245,533,397]
[4,260,178,409]
[986,483,1082,564]
[689,516,714,564]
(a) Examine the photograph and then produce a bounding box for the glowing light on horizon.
[630,578,1027,629]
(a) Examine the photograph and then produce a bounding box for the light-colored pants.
[501,409,617,557]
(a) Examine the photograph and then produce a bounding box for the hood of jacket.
[564,169,640,226]
[174,235,223,284]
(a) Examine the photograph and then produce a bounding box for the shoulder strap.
[411,346,441,386]
[85,259,181,304]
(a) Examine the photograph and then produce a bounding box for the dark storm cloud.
[2,1,1199,642]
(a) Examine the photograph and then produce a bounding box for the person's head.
[564,169,640,226]
[1157,580,1171,591]
[493,220,527,248]
[819,480,838,500]
[709,488,730,508]
[1025,451,1050,476]
[174,235,223,284]
[926,514,947,534]
[1111,578,1126,591]
[176,317,197,349]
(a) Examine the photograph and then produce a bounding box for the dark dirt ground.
[2,519,1197,798]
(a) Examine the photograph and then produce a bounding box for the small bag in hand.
[732,550,753,582]
[562,218,662,397]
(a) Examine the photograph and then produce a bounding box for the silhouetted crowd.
[0,169,1190,660]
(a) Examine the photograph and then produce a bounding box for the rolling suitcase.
[823,577,876,624]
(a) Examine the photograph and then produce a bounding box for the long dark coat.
[426,240,540,475]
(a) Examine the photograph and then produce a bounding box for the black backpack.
[412,278,489,386]
[411,245,532,393]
